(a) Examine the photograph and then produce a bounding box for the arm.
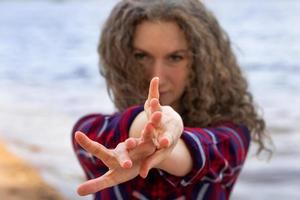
[156,136,192,176]
[128,77,192,177]
[158,124,251,187]
[73,77,164,195]
[74,115,158,196]
[129,78,250,185]
[72,114,109,180]
[73,77,192,196]
[129,107,193,177]
[74,77,251,195]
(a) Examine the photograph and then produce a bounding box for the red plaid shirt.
[72,105,250,200]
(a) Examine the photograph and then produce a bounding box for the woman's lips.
[159,91,168,96]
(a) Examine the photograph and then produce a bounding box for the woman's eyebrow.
[169,49,189,54]
[133,47,189,54]
[133,47,148,52]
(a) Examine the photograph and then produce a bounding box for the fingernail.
[123,160,132,168]
[140,171,148,179]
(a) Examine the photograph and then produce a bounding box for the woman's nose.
[150,60,168,90]
[151,60,165,80]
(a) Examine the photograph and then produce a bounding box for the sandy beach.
[0,139,66,200]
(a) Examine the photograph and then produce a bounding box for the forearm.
[156,138,193,177]
[129,109,193,177]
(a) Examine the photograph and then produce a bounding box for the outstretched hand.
[139,77,184,177]
[74,118,158,195]
[74,77,184,195]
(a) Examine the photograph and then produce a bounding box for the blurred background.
[0,0,299,199]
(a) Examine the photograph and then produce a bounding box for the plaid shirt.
[72,105,250,200]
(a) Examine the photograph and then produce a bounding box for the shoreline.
[0,139,66,200]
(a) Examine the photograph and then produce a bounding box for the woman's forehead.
[133,21,188,50]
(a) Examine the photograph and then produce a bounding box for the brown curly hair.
[98,0,271,155]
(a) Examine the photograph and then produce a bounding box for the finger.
[144,77,159,116]
[157,130,176,149]
[139,149,165,178]
[148,112,162,147]
[77,173,115,196]
[115,143,133,168]
[125,138,138,150]
[141,122,155,142]
[128,140,156,161]
[147,77,159,102]
[144,99,150,115]
[149,111,162,128]
[139,163,150,179]
[142,122,161,148]
[75,131,111,160]
[150,98,161,113]
[158,136,171,148]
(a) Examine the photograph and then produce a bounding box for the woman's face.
[133,21,190,111]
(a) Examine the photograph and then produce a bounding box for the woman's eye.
[169,54,183,62]
[134,52,147,60]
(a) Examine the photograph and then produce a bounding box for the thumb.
[139,149,164,178]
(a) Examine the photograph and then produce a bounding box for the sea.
[0,0,299,199]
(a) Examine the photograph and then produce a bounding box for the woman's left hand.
[139,77,184,178]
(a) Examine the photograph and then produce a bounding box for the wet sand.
[0,139,66,200]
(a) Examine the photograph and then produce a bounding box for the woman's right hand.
[74,117,158,195]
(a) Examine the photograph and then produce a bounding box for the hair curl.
[98,0,271,155]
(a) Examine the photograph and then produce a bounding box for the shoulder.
[72,113,108,138]
[184,121,251,150]
[72,105,144,139]
[217,121,251,145]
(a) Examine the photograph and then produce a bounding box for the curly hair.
[98,0,271,155]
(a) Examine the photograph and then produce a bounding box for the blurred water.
[0,0,299,199]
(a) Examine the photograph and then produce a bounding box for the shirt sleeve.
[71,105,144,180]
[158,122,251,188]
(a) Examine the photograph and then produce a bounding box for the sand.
[0,139,66,200]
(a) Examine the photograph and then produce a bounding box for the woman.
[72,0,270,199]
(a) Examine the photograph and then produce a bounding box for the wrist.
[155,139,192,177]
[129,111,148,138]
